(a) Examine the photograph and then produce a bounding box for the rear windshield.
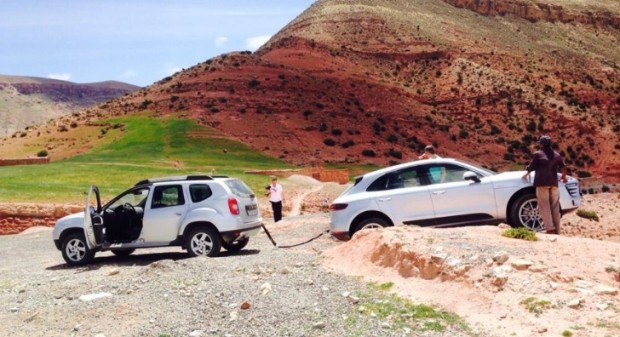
[224,179,254,198]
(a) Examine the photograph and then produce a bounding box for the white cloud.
[215,36,229,47]
[245,35,271,51]
[47,73,72,81]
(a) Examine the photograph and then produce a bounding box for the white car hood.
[52,211,85,240]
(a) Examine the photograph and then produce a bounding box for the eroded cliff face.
[443,0,620,29]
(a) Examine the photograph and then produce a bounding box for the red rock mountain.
[86,0,620,181]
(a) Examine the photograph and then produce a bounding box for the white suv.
[329,158,581,240]
[52,175,262,266]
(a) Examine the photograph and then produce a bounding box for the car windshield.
[224,179,254,198]
[107,188,150,209]
[455,159,497,176]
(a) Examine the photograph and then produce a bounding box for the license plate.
[246,204,257,216]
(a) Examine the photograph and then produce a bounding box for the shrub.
[387,134,398,143]
[601,185,610,193]
[36,150,48,157]
[248,79,260,87]
[341,140,355,148]
[502,228,538,241]
[70,121,78,128]
[139,99,152,109]
[323,138,336,146]
[576,209,599,221]
[362,149,376,157]
[576,170,591,178]
[520,297,554,315]
[387,149,402,159]
[331,129,342,136]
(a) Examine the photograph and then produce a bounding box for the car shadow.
[46,249,261,271]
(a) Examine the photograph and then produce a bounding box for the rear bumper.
[221,223,262,241]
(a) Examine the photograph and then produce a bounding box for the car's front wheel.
[61,232,95,266]
[509,193,544,231]
[185,227,221,257]
[353,217,389,236]
[222,237,249,252]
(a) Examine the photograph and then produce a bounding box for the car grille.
[565,182,580,197]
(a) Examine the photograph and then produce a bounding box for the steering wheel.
[122,203,135,214]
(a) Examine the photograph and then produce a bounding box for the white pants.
[536,186,561,232]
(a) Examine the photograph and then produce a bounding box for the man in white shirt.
[418,145,441,160]
[268,176,283,222]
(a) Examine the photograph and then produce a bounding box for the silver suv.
[52,175,262,266]
[329,158,581,240]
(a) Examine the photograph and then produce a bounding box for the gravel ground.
[0,213,472,337]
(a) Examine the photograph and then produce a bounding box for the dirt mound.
[323,225,620,337]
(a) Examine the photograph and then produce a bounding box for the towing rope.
[261,224,329,248]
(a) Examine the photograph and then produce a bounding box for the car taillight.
[329,203,348,211]
[228,198,240,215]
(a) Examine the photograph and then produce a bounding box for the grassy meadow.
[0,116,291,203]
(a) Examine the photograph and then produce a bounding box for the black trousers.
[270,201,282,222]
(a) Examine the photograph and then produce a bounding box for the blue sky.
[0,0,315,86]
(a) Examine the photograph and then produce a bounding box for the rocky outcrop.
[0,80,139,107]
[444,0,620,29]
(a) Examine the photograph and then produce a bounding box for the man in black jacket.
[522,135,567,234]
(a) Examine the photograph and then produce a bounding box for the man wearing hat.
[522,135,567,234]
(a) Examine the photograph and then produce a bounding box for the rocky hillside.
[13,0,620,181]
[0,75,139,137]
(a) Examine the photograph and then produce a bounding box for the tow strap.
[261,224,329,248]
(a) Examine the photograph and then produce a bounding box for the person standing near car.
[522,135,567,234]
[418,145,440,160]
[267,176,283,222]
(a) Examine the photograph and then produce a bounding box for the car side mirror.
[463,171,480,183]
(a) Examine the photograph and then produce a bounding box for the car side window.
[152,185,185,209]
[424,164,470,185]
[189,184,213,203]
[367,167,421,191]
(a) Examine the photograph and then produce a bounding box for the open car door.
[83,185,102,249]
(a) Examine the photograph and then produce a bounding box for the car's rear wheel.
[111,249,135,257]
[61,232,95,266]
[509,193,544,231]
[222,237,249,252]
[353,217,389,236]
[185,226,221,257]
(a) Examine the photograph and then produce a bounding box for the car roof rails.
[134,175,214,186]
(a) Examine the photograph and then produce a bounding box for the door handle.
[378,197,392,202]
[174,212,183,216]
[432,190,446,195]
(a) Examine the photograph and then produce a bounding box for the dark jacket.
[526,148,565,187]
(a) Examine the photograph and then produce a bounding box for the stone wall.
[246,168,349,184]
[0,157,50,166]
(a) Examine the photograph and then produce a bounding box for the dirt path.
[288,183,324,216]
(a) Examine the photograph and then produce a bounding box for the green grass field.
[0,116,292,203]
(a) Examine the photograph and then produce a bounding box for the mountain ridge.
[4,0,619,181]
